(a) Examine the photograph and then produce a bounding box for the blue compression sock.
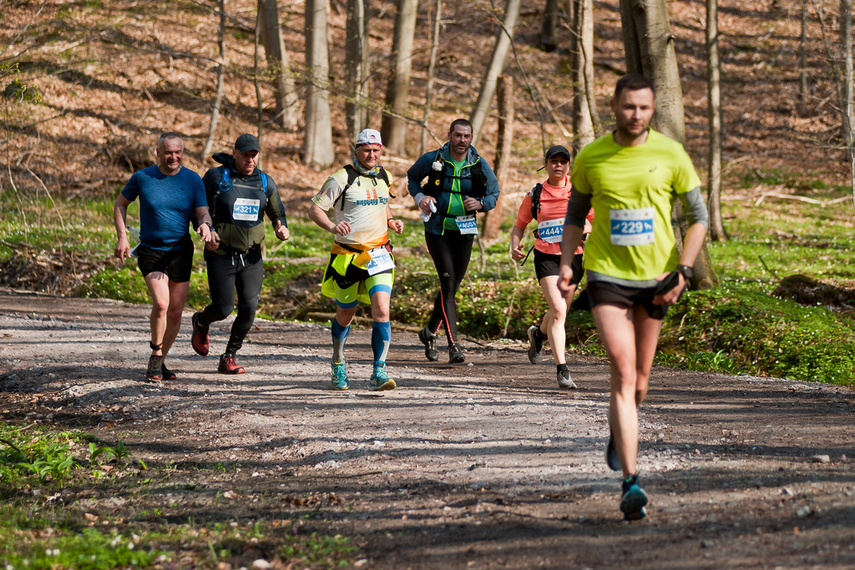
[371,321,391,365]
[332,319,350,363]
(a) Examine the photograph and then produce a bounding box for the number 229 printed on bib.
[609,207,655,246]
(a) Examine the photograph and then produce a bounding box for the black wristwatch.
[677,264,694,280]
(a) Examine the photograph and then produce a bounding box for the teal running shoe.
[368,362,396,391]
[331,362,349,390]
[619,474,648,521]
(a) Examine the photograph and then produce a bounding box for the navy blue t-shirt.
[121,165,206,251]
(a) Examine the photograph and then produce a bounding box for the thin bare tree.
[541,0,560,52]
[482,76,514,242]
[258,0,299,131]
[420,0,442,156]
[254,7,264,169]
[706,0,726,241]
[798,0,809,117]
[345,0,370,142]
[202,0,226,161]
[839,0,854,201]
[569,0,597,152]
[381,0,419,157]
[304,0,335,170]
[470,0,523,144]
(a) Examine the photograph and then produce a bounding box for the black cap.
[545,145,571,161]
[235,133,260,153]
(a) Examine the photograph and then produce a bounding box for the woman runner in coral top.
[511,145,592,390]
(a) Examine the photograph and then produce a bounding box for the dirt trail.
[1,289,854,569]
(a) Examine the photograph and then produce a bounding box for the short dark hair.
[158,132,184,148]
[614,74,655,100]
[449,118,473,134]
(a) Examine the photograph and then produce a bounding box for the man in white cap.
[308,129,404,391]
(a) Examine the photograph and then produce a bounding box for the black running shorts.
[534,249,583,284]
[136,235,194,283]
[586,280,673,320]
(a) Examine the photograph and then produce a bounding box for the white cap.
[356,128,382,147]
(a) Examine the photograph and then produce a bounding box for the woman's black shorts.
[534,249,583,284]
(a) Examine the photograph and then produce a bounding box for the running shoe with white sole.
[418,327,439,362]
[448,342,465,364]
[527,324,543,364]
[557,368,577,389]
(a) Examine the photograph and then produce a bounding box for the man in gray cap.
[191,133,290,374]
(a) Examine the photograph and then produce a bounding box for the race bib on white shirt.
[609,207,655,246]
[537,218,564,243]
[455,215,478,235]
[233,198,260,222]
[365,247,395,275]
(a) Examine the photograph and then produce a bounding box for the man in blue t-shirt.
[113,132,217,381]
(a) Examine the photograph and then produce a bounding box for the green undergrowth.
[658,285,855,385]
[0,422,357,568]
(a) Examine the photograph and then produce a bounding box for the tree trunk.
[798,0,809,117]
[202,0,226,161]
[304,0,335,170]
[839,0,854,169]
[541,0,559,52]
[345,0,370,142]
[619,0,684,141]
[420,0,443,156]
[571,0,597,153]
[470,0,523,145]
[482,76,514,242]
[619,0,718,289]
[258,0,299,131]
[381,0,419,157]
[706,0,726,241]
[254,8,264,170]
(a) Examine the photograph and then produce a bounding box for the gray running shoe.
[557,368,577,389]
[418,327,439,362]
[527,325,543,364]
[145,354,163,380]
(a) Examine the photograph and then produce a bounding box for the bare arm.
[557,224,585,295]
[113,194,133,262]
[385,205,404,235]
[309,203,351,236]
[510,225,525,261]
[194,206,219,250]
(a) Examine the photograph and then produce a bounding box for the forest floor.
[1,289,854,569]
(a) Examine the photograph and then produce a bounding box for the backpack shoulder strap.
[260,172,268,191]
[530,183,543,221]
[332,165,360,210]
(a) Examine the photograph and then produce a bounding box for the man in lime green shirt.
[558,74,708,521]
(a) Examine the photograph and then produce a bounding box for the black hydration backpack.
[332,164,391,211]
